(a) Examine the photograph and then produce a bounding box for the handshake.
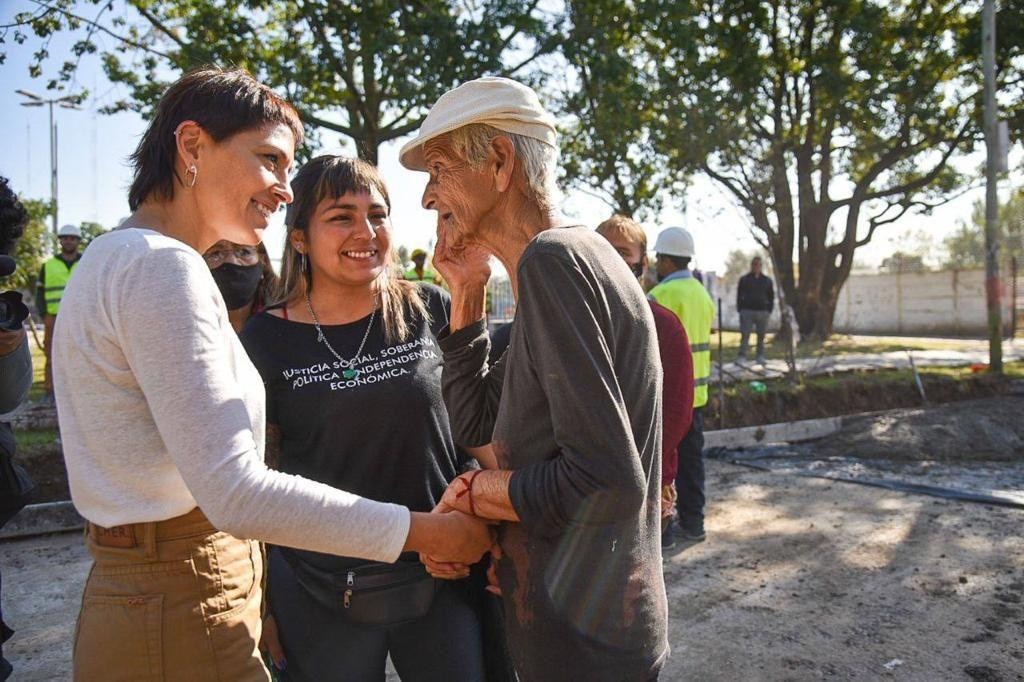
[417,470,518,591]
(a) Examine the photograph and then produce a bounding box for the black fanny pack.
[280,550,438,626]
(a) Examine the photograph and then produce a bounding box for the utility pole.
[982,0,1003,373]
[15,90,83,236]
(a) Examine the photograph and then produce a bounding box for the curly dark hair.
[0,176,29,256]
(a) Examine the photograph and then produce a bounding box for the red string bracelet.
[455,470,484,517]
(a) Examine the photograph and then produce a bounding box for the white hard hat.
[653,227,695,258]
[57,224,82,238]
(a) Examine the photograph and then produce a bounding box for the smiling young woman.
[238,155,488,680]
[52,70,491,681]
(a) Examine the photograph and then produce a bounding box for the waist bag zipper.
[344,571,355,608]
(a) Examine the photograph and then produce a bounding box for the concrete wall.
[711,268,1016,337]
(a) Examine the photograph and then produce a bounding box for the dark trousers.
[268,548,486,682]
[675,406,706,522]
[738,309,770,360]
[0,567,11,681]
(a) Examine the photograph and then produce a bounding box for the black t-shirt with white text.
[240,284,458,570]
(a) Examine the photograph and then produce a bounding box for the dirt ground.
[2,458,1021,681]
[800,397,1024,462]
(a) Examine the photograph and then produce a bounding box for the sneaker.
[675,517,707,543]
[661,523,677,552]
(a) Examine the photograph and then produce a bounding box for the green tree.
[4,0,562,164]
[944,189,1024,269]
[646,0,1002,340]
[77,220,109,249]
[556,0,672,220]
[10,199,53,293]
[722,248,770,283]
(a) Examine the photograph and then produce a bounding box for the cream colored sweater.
[54,228,409,562]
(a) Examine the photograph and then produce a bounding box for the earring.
[186,165,198,188]
[301,252,308,273]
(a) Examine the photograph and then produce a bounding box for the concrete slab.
[0,502,83,541]
[704,416,843,449]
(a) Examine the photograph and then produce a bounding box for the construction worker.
[403,248,439,283]
[648,226,714,544]
[36,223,82,402]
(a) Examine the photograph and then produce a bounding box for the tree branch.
[25,0,173,60]
[299,111,356,138]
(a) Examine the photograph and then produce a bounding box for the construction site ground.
[3,397,1022,681]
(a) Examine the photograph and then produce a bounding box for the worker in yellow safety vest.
[35,223,82,401]
[403,248,440,284]
[648,226,713,545]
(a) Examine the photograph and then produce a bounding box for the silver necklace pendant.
[305,291,377,381]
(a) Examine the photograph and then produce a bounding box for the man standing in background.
[404,248,439,283]
[649,226,714,544]
[737,256,774,364]
[35,223,82,403]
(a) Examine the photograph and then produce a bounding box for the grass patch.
[25,337,47,402]
[711,330,1013,365]
[708,361,1023,428]
[16,427,60,459]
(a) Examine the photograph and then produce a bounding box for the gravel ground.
[2,458,1022,681]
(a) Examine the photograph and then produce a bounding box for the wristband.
[456,470,484,516]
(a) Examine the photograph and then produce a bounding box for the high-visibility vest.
[404,266,438,283]
[649,276,714,408]
[41,257,78,315]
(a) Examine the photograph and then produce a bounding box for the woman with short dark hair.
[53,67,490,681]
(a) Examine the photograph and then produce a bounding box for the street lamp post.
[982,0,1002,373]
[15,89,83,236]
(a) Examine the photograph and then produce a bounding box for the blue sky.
[0,0,1017,272]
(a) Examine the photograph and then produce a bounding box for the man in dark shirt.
[400,77,669,681]
[736,256,775,364]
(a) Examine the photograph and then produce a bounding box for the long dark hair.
[279,155,427,343]
[128,66,303,211]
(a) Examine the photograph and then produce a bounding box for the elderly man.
[400,77,668,680]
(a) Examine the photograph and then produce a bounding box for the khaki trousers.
[73,508,269,682]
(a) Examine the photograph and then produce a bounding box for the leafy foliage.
[555,0,674,220]
[944,188,1024,269]
[644,0,999,339]
[4,0,562,163]
[722,248,770,283]
[10,198,53,292]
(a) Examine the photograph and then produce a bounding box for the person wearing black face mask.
[596,215,695,552]
[204,241,279,332]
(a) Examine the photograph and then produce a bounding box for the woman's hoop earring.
[186,165,198,188]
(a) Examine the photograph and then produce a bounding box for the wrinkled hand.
[432,220,491,292]
[436,471,478,517]
[259,613,287,672]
